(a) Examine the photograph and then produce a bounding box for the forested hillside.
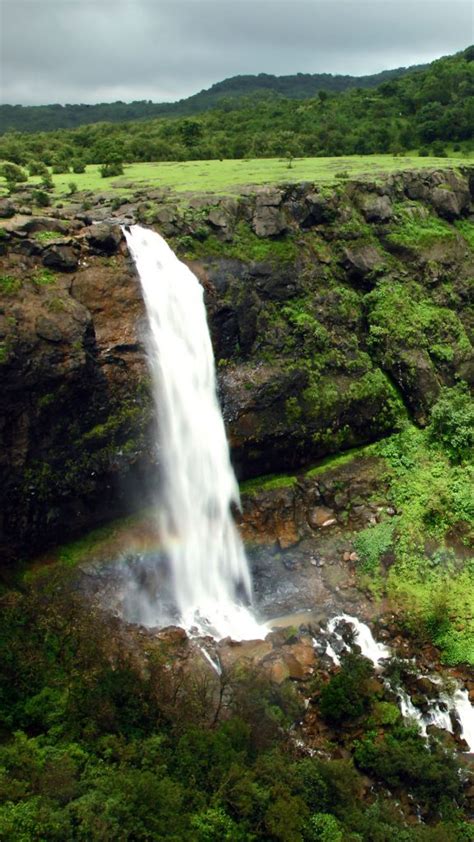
[0,49,472,170]
[0,63,425,134]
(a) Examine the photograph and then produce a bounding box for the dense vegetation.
[0,49,472,172]
[0,64,426,134]
[0,566,472,841]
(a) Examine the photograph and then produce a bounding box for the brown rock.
[307,506,335,529]
[276,522,300,549]
[283,640,317,678]
[264,656,290,685]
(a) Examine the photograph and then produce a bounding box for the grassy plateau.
[1,152,472,200]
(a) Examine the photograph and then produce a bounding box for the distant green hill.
[0,64,426,134]
[0,48,472,166]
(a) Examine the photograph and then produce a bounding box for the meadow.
[3,152,472,200]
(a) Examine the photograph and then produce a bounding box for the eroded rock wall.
[0,167,473,561]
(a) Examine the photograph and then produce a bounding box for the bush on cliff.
[428,383,474,463]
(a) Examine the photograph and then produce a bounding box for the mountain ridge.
[0,63,427,134]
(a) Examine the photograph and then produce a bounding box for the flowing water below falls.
[123,225,264,640]
[321,615,474,752]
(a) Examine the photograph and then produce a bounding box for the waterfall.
[123,225,264,640]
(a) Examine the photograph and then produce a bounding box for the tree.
[0,161,28,184]
[179,119,203,147]
[99,160,124,178]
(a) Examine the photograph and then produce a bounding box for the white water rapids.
[323,614,474,751]
[123,225,264,640]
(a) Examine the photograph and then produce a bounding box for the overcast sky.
[0,0,472,106]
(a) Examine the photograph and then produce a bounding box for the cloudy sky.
[1,0,472,106]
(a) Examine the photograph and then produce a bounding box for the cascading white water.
[123,225,264,640]
[322,615,474,751]
[326,614,390,668]
[453,689,474,752]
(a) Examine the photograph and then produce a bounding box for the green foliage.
[454,218,474,249]
[99,160,124,178]
[428,383,474,463]
[366,280,471,366]
[373,426,474,663]
[190,806,247,841]
[72,159,86,174]
[282,299,331,352]
[388,207,456,248]
[305,813,344,842]
[180,219,298,262]
[354,725,463,815]
[0,50,472,164]
[27,160,49,177]
[32,268,57,286]
[319,653,375,724]
[0,273,21,294]
[0,160,28,183]
[240,472,297,496]
[32,188,51,206]
[34,230,60,243]
[354,520,395,575]
[40,170,54,189]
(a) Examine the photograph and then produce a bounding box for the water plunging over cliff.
[123,225,264,640]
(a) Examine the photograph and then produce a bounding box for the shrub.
[72,160,86,174]
[0,161,28,183]
[52,160,70,174]
[354,520,395,575]
[428,383,474,463]
[99,161,124,178]
[68,182,78,195]
[354,725,463,814]
[319,653,375,724]
[431,140,447,157]
[305,812,344,842]
[32,189,51,207]
[41,171,54,189]
[28,160,49,177]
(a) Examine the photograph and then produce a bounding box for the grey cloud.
[0,0,472,105]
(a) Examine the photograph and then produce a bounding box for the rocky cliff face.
[0,167,473,562]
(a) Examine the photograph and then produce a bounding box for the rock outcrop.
[0,167,473,562]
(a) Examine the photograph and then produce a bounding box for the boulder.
[86,223,123,254]
[35,316,63,343]
[252,205,287,238]
[23,217,70,235]
[430,186,469,220]
[390,349,441,424]
[208,207,230,229]
[42,244,79,271]
[301,192,337,226]
[250,261,299,299]
[358,194,393,222]
[307,506,336,529]
[342,244,385,286]
[0,199,16,218]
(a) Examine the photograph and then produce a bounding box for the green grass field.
[2,152,472,200]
